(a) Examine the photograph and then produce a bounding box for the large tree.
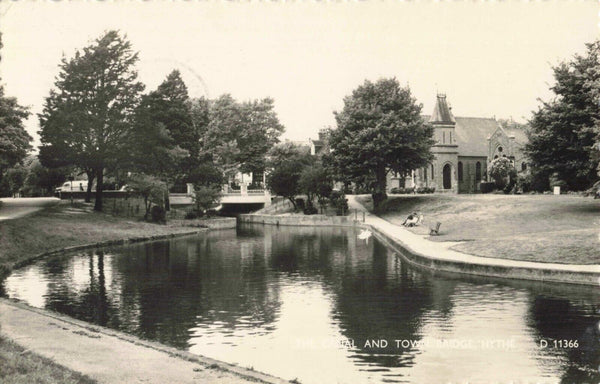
[525,40,600,191]
[204,95,284,179]
[0,33,32,184]
[39,30,144,211]
[328,78,434,209]
[129,70,192,209]
[266,142,313,210]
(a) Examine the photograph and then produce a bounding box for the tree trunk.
[94,168,104,212]
[85,171,95,203]
[287,197,297,211]
[372,166,388,211]
[164,182,170,211]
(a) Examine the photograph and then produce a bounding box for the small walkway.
[0,299,288,384]
[346,195,600,282]
[0,197,59,221]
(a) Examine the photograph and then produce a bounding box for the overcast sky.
[0,1,598,147]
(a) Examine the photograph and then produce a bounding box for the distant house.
[388,94,528,193]
[309,129,330,156]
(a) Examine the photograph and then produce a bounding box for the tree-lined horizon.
[0,32,33,194]
[38,30,285,213]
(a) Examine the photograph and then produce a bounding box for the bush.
[206,209,218,217]
[303,205,318,215]
[329,191,348,215]
[185,210,200,220]
[480,182,495,193]
[352,186,370,194]
[503,178,517,194]
[489,157,517,189]
[515,174,532,193]
[416,187,435,194]
[390,187,400,194]
[150,205,166,223]
[530,170,550,193]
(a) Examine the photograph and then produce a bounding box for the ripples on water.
[3,224,600,384]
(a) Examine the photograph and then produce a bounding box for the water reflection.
[3,224,599,383]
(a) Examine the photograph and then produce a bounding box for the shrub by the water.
[150,205,166,223]
[184,210,200,220]
[330,191,348,215]
[303,205,318,215]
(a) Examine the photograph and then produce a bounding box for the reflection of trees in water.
[44,250,114,328]
[526,293,600,383]
[332,240,439,367]
[108,235,281,349]
[40,232,282,350]
[268,229,340,276]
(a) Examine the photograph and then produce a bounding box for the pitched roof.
[429,94,455,124]
[454,117,499,157]
[505,128,528,146]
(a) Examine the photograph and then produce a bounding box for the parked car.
[55,180,93,193]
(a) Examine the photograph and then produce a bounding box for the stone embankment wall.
[240,213,599,286]
[170,217,237,229]
[239,214,362,227]
[367,226,600,287]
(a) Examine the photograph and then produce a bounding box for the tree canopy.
[204,95,284,178]
[38,30,144,210]
[266,142,313,210]
[0,33,32,179]
[328,78,434,209]
[129,70,191,209]
[525,40,600,190]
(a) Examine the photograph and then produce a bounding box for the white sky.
[0,1,598,147]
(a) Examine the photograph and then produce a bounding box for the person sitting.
[402,212,418,227]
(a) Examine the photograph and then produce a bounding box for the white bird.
[358,229,372,243]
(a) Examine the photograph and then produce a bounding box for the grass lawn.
[357,193,600,265]
[0,336,96,384]
[0,201,202,277]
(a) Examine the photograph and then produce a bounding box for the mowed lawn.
[0,201,199,275]
[359,194,600,265]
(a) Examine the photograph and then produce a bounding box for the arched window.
[476,162,482,181]
[431,164,434,179]
[424,166,428,180]
[443,164,452,189]
[521,162,527,171]
[498,146,503,153]
[458,162,463,182]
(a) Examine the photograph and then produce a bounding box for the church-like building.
[388,94,528,193]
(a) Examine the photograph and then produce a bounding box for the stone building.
[388,94,528,193]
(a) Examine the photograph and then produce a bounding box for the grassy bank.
[0,201,209,383]
[0,336,96,384]
[0,201,203,276]
[357,194,600,264]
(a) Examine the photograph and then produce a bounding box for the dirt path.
[0,299,288,384]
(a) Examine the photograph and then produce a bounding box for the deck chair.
[429,221,441,236]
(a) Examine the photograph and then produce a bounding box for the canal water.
[3,224,599,383]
